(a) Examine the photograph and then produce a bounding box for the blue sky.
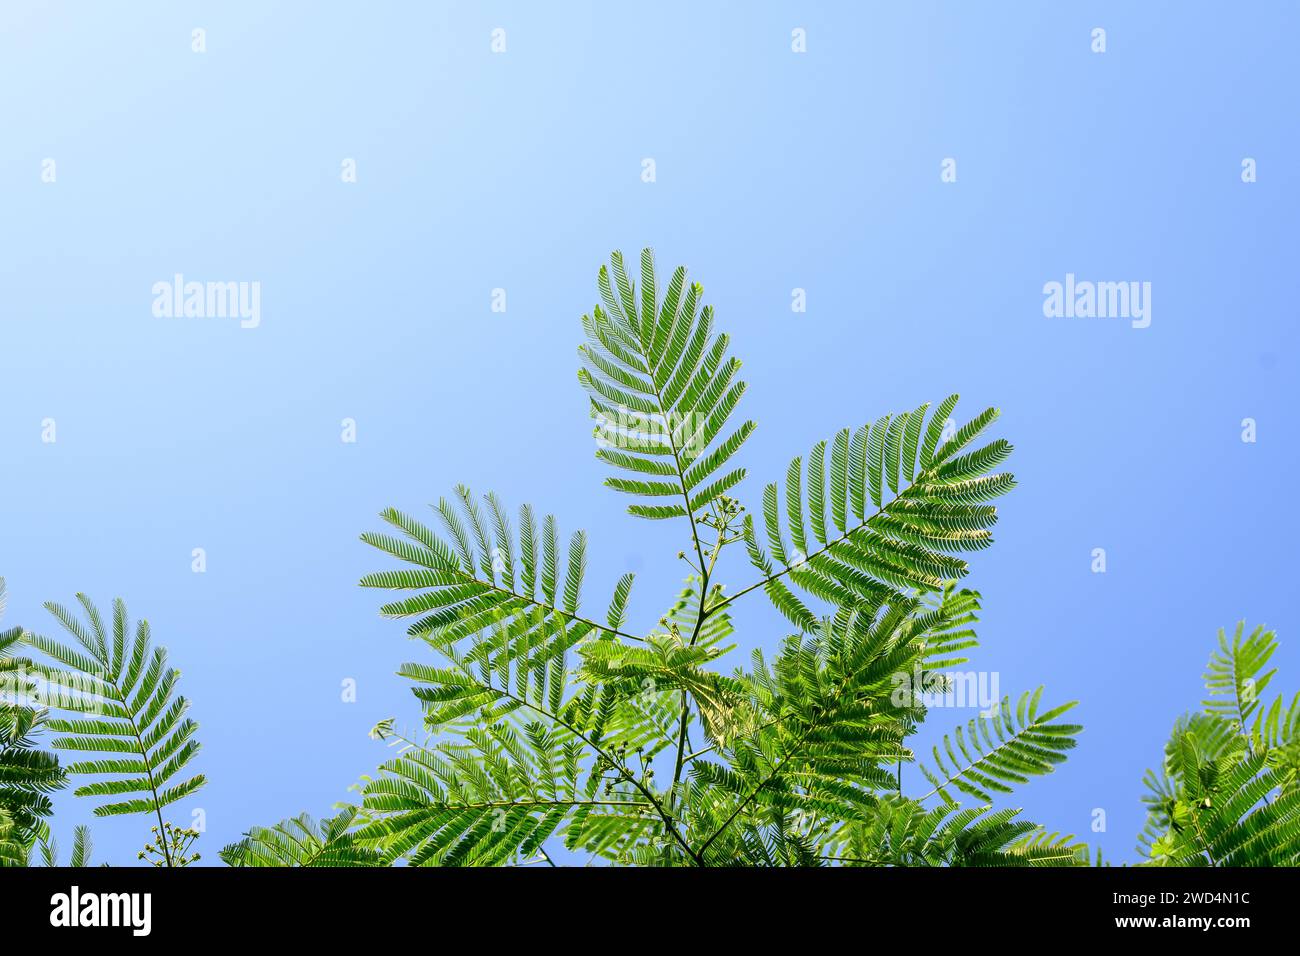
[1,1,1296,865]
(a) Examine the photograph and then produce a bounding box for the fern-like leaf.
[220,809,383,867]
[362,488,631,647]
[581,249,755,523]
[744,397,1013,627]
[24,596,206,828]
[0,578,66,866]
[920,688,1080,805]
[1203,621,1277,731]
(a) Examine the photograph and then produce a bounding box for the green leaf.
[221,809,383,867]
[581,250,755,522]
[920,689,1080,805]
[23,596,204,834]
[747,397,1013,621]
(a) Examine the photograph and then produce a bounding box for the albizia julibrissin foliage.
[1137,622,1300,866]
[0,579,65,867]
[222,248,1092,867]
[5,252,1295,868]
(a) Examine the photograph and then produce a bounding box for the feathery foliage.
[37,825,97,867]
[0,578,66,866]
[24,595,205,866]
[0,809,22,867]
[745,399,1013,626]
[221,809,382,867]
[323,248,1084,866]
[580,249,755,524]
[1139,621,1300,866]
[9,250,1291,870]
[919,688,1080,806]
[836,797,1085,867]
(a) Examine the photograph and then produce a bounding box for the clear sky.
[2,1,1296,866]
